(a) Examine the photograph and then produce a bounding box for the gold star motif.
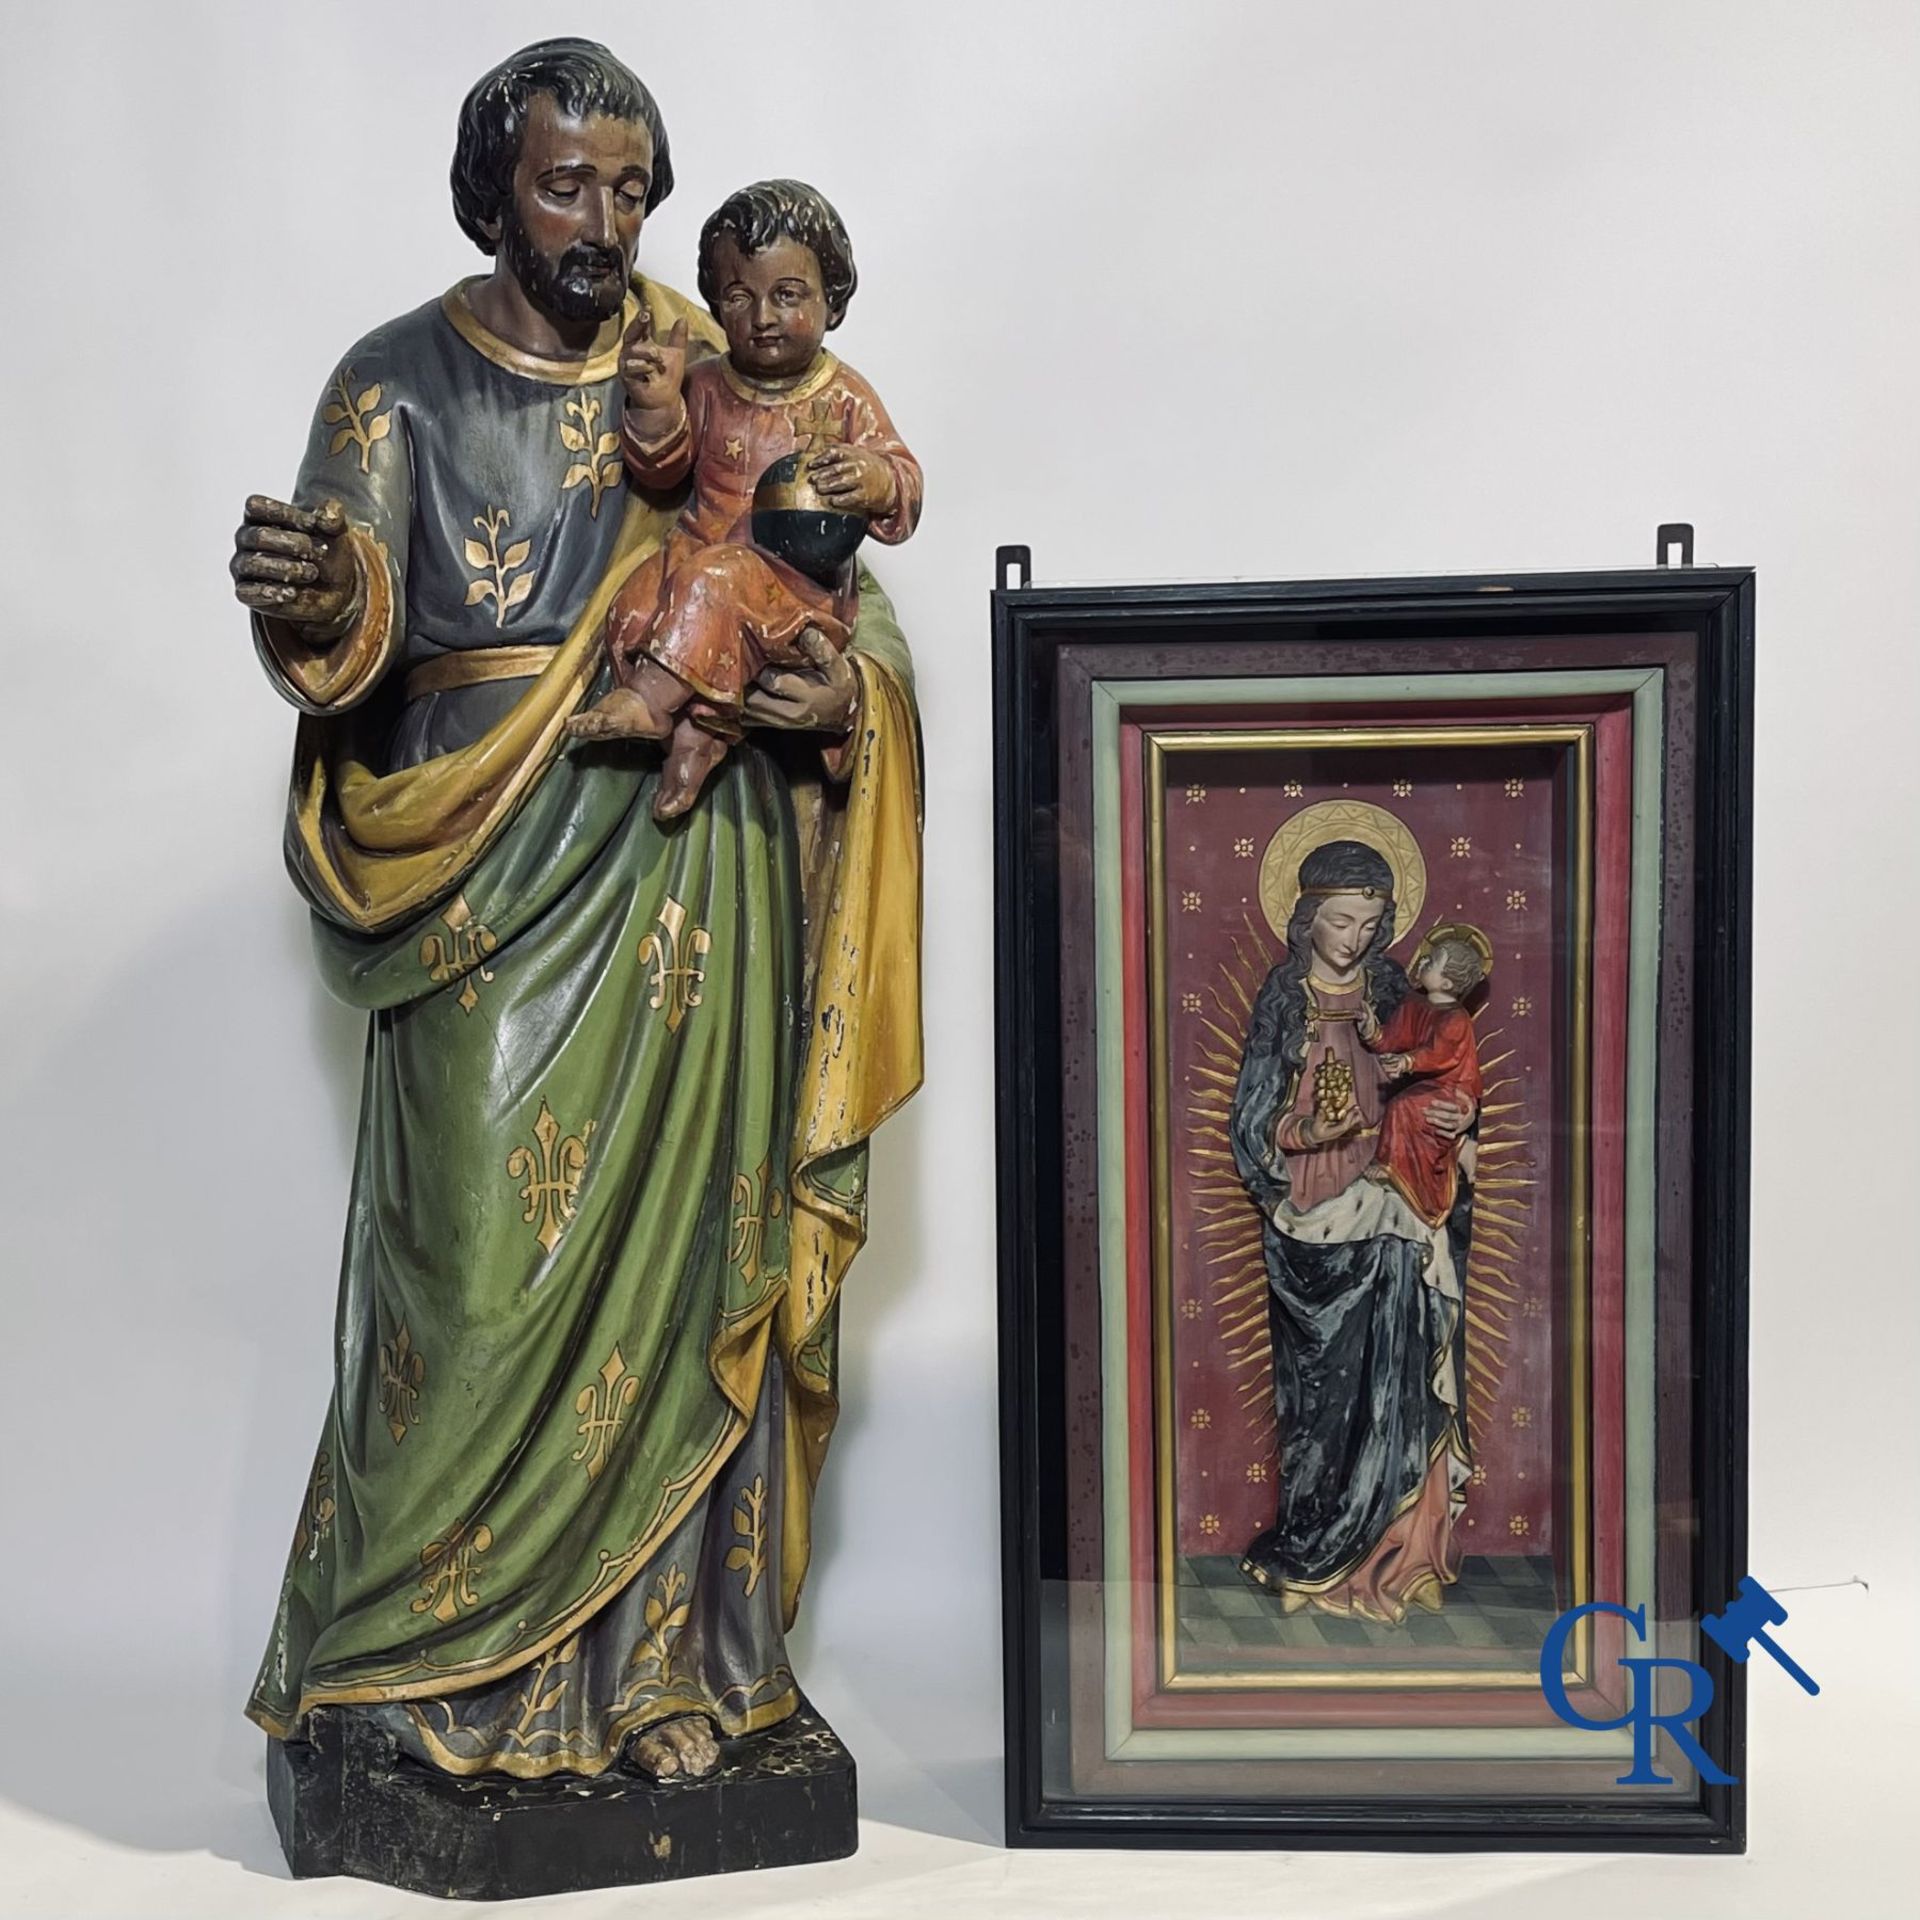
[724,434,746,461]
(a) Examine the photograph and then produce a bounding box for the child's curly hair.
[697,179,858,328]
[1426,934,1487,997]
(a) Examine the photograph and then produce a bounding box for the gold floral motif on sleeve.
[323,365,393,474]
[464,507,535,627]
[559,392,624,517]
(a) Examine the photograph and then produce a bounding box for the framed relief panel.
[993,561,1752,1850]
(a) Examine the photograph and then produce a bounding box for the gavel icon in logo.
[1699,1576,1820,1695]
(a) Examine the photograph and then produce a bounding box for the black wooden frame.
[993,561,1753,1852]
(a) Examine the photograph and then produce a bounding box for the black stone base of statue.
[265,1698,857,1901]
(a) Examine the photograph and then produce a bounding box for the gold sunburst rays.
[1460,1089,1537,1444]
[1455,991,1541,1443]
[1179,921,1283,1438]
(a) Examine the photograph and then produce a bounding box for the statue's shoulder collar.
[439,278,638,385]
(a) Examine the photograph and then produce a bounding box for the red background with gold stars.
[1159,738,1567,1561]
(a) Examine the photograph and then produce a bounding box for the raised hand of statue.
[742,627,858,736]
[621,310,688,416]
[807,443,898,517]
[231,496,356,635]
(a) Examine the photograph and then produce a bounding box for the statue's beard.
[502,210,628,325]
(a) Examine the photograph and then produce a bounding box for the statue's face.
[497,92,654,324]
[708,234,829,381]
[1308,891,1386,974]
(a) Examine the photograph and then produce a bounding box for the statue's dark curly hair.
[451,39,673,254]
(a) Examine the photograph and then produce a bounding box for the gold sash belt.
[404,646,561,702]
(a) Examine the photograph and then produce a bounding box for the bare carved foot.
[566,687,672,743]
[625,1712,722,1782]
[652,720,731,821]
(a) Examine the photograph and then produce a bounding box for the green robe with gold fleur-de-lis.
[244,276,924,1779]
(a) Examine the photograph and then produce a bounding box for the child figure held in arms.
[567,179,922,817]
[1362,925,1490,1225]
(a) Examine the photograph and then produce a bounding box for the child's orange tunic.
[610,352,922,719]
[1369,998,1482,1225]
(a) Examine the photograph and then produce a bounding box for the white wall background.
[1,2,1914,1914]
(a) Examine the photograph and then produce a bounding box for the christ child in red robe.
[566,178,922,818]
[1362,926,1490,1225]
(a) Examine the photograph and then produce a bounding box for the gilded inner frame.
[1144,725,1596,1694]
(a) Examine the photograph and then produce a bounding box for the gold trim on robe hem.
[402,1673,801,1781]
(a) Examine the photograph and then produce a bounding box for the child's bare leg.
[653,717,732,821]
[566,658,688,742]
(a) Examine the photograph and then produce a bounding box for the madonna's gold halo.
[1258,799,1428,947]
